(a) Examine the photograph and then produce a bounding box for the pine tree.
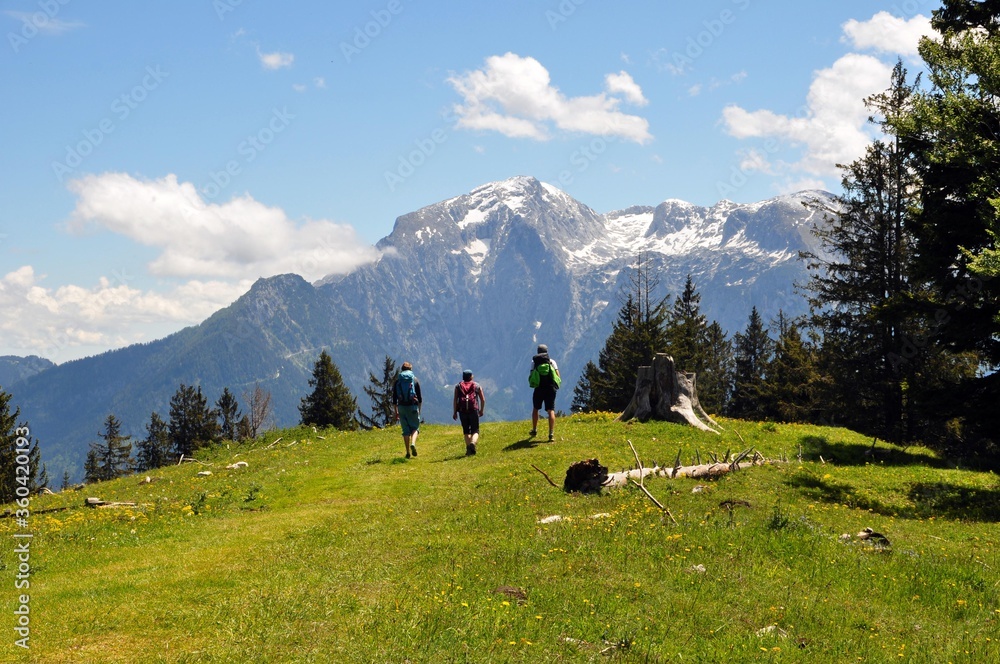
[87,414,133,482]
[664,275,708,372]
[573,255,670,413]
[804,61,958,443]
[61,470,71,491]
[730,307,773,420]
[83,449,100,484]
[358,355,397,429]
[299,350,358,430]
[136,412,172,471]
[216,387,242,442]
[699,321,733,415]
[762,314,821,423]
[893,5,1000,456]
[0,388,44,502]
[571,361,599,413]
[169,384,220,457]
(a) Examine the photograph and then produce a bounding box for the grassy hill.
[2,417,998,663]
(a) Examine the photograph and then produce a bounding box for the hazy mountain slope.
[0,355,54,389]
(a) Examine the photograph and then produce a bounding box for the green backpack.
[529,361,561,389]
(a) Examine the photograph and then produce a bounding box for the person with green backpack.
[528,344,561,442]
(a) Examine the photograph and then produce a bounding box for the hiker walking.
[529,344,561,442]
[393,361,423,458]
[453,369,486,456]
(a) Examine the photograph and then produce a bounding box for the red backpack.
[457,381,479,413]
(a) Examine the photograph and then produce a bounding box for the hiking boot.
[548,432,554,442]
[410,444,417,457]
[405,451,410,459]
[529,429,537,437]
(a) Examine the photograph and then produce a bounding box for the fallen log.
[603,458,768,487]
[85,497,138,509]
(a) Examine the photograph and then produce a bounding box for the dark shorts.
[458,410,480,435]
[532,386,557,412]
[398,405,420,436]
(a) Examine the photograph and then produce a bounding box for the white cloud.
[0,265,248,362]
[720,12,936,190]
[313,76,327,89]
[66,173,380,283]
[0,173,382,362]
[605,71,648,106]
[4,11,85,35]
[738,149,774,175]
[447,53,652,144]
[842,12,933,58]
[292,83,307,93]
[722,53,893,177]
[257,47,294,70]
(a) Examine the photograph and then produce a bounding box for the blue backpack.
[396,371,418,406]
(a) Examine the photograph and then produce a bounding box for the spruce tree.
[83,449,100,484]
[762,314,821,423]
[804,61,958,443]
[87,414,133,482]
[893,5,1000,456]
[0,388,44,502]
[573,255,670,413]
[571,361,599,413]
[730,307,773,420]
[299,350,358,430]
[169,384,220,457]
[358,355,397,429]
[699,321,733,415]
[664,275,708,372]
[136,412,172,471]
[216,387,242,442]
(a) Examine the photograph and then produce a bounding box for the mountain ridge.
[11,176,833,480]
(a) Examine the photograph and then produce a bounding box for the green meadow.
[1,416,998,663]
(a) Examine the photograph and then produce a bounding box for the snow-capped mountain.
[316,176,829,418]
[14,176,832,479]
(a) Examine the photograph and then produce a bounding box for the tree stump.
[617,354,721,433]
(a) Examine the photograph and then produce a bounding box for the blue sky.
[0,0,939,364]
